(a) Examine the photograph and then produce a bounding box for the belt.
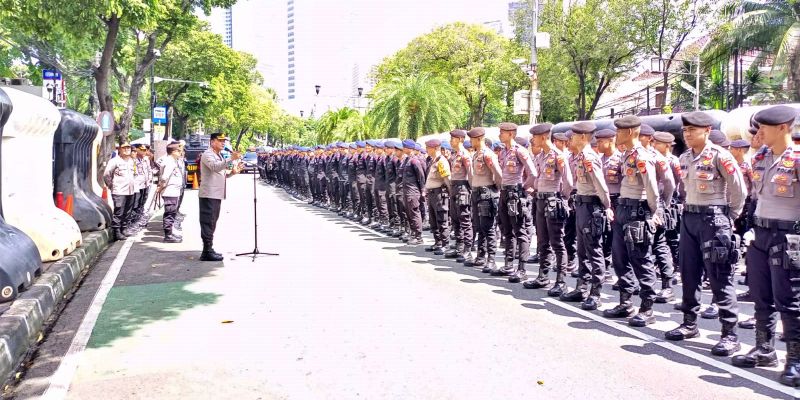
[536,192,557,199]
[502,184,522,191]
[684,204,729,214]
[452,180,469,185]
[427,186,447,192]
[754,217,800,233]
[575,195,602,205]
[618,198,648,207]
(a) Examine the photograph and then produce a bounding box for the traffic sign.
[42,70,62,80]
[97,111,115,136]
[152,106,167,124]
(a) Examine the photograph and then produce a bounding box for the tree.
[374,23,527,128]
[703,1,800,100]
[315,107,373,143]
[368,74,466,140]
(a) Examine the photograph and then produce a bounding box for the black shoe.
[407,238,422,245]
[491,260,515,276]
[425,244,438,252]
[736,291,753,302]
[738,317,756,330]
[560,288,588,303]
[433,247,445,256]
[523,276,551,289]
[570,269,580,278]
[444,248,459,258]
[422,223,431,231]
[508,269,527,283]
[581,295,601,311]
[732,330,778,368]
[200,251,224,261]
[114,230,127,241]
[701,304,719,319]
[673,301,683,311]
[612,282,620,291]
[654,287,674,303]
[482,259,496,273]
[629,308,655,327]
[547,281,567,297]
[164,234,182,243]
[471,255,485,267]
[527,254,539,264]
[781,342,800,387]
[603,303,635,319]
[665,323,700,341]
[711,333,741,356]
[456,252,468,263]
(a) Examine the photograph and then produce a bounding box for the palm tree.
[368,74,467,140]
[703,1,800,100]
[315,107,362,144]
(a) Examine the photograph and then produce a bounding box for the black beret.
[709,130,727,145]
[748,126,758,135]
[484,137,493,147]
[595,129,616,139]
[730,139,750,148]
[639,124,655,136]
[514,136,530,147]
[793,132,800,140]
[572,121,597,134]
[553,132,568,141]
[498,122,518,131]
[653,132,674,144]
[590,137,597,147]
[754,105,798,126]
[425,139,441,148]
[450,129,467,138]
[467,127,486,138]
[529,123,553,135]
[614,115,641,129]
[681,111,714,128]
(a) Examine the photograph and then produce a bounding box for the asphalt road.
[9,173,800,399]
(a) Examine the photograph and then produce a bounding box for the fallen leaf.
[221,320,234,324]
[37,332,43,343]
[537,381,544,385]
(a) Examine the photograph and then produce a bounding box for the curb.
[0,229,111,384]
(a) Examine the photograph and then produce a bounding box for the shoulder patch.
[722,157,735,175]
[637,159,647,174]
[583,159,593,172]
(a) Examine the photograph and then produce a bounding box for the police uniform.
[158,145,184,243]
[559,122,611,310]
[524,124,574,294]
[603,116,662,327]
[374,141,390,230]
[364,141,377,225]
[423,139,451,254]
[731,106,800,385]
[131,146,150,230]
[645,130,677,302]
[665,111,746,357]
[401,139,426,245]
[445,129,474,263]
[386,141,403,237]
[467,127,503,272]
[598,129,622,273]
[198,132,240,262]
[103,143,136,240]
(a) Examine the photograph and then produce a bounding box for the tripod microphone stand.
[236,165,279,261]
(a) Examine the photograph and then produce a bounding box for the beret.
[349,143,357,149]
[402,139,416,149]
[571,121,596,134]
[492,142,505,150]
[754,105,799,126]
[529,123,553,135]
[748,126,758,135]
[388,141,402,150]
[210,132,228,141]
[365,140,374,147]
[441,141,452,150]
[639,124,655,136]
[414,143,423,151]
[730,139,750,148]
[709,130,727,145]
[614,115,641,129]
[793,132,800,140]
[499,122,518,131]
[356,141,366,148]
[337,142,347,149]
[425,138,442,148]
[682,111,714,127]
[467,127,486,138]
[514,136,530,147]
[553,132,568,141]
[374,141,385,149]
[653,132,674,144]
[450,129,467,138]
[595,129,616,139]
[484,137,493,147]
[463,140,472,149]
[590,137,597,147]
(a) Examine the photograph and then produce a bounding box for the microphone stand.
[236,165,279,261]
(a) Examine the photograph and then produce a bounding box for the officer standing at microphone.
[198,132,241,262]
[665,111,746,357]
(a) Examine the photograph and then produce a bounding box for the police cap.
[653,132,674,144]
[571,121,596,135]
[402,139,416,149]
[498,122,518,131]
[514,136,530,147]
[529,123,553,136]
[450,129,467,138]
[425,138,441,148]
[681,111,714,128]
[730,139,750,148]
[753,105,798,126]
[640,124,655,136]
[595,129,616,139]
[614,115,641,129]
[467,127,486,138]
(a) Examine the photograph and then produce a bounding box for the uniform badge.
[775,174,789,185]
[697,172,709,180]
[636,160,647,174]
[626,168,635,176]
[752,172,761,181]
[722,158,735,175]
[583,159,593,172]
[783,159,795,168]
[699,183,708,191]
[778,185,789,194]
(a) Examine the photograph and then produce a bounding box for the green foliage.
[374,22,527,128]
[367,74,466,140]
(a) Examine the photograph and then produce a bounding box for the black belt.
[502,184,522,191]
[428,186,447,193]
[452,180,469,185]
[575,195,602,205]
[618,198,647,207]
[754,217,800,233]
[536,192,557,199]
[684,204,729,214]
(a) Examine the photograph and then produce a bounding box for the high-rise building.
[223,7,233,47]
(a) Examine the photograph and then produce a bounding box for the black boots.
[628,299,655,327]
[164,230,182,243]
[711,323,741,356]
[665,315,700,341]
[581,286,602,311]
[780,341,800,387]
[508,261,527,283]
[732,330,778,368]
[490,258,515,276]
[114,229,127,241]
[523,269,551,289]
[200,243,223,262]
[603,293,635,319]
[547,272,567,297]
[560,279,588,302]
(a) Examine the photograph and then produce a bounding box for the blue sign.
[42,69,61,80]
[152,106,167,124]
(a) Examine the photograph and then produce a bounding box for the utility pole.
[694,56,701,111]
[529,0,539,125]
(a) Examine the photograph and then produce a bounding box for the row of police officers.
[263,106,800,387]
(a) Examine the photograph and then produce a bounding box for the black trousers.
[565,195,577,270]
[199,197,222,246]
[536,197,567,276]
[611,201,657,303]
[163,196,179,233]
[471,187,499,259]
[375,183,389,223]
[576,200,606,288]
[451,182,472,248]
[652,224,674,288]
[499,188,532,262]
[679,211,738,326]
[403,186,422,238]
[427,187,450,245]
[748,226,800,339]
[111,194,135,231]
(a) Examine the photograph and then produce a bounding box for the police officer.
[423,139,451,255]
[524,124,573,295]
[365,141,377,225]
[645,131,677,303]
[198,132,242,261]
[394,141,410,240]
[495,122,537,282]
[731,106,800,385]
[665,111,746,357]
[386,140,403,237]
[445,129,474,263]
[401,139,426,245]
[559,122,612,310]
[597,129,622,276]
[131,143,151,231]
[374,141,390,231]
[729,138,754,308]
[103,142,136,240]
[158,142,185,243]
[603,115,662,327]
[467,127,503,272]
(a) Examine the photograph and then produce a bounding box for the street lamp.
[315,85,321,95]
[150,72,209,144]
[300,110,304,117]
[357,87,363,97]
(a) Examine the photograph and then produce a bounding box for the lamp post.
[311,84,320,117]
[150,73,209,144]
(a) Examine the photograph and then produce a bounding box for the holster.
[623,220,651,252]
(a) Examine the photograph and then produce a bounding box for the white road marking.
[41,233,138,400]
[543,297,800,398]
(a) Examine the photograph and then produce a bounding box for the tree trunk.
[95,14,121,190]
